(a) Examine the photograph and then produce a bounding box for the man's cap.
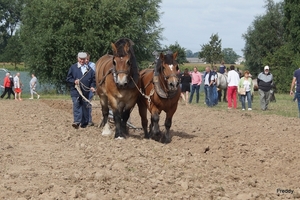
[78,52,87,59]
[264,65,269,70]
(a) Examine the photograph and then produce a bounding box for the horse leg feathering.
[150,112,161,141]
[99,94,109,128]
[138,99,150,139]
[121,109,131,136]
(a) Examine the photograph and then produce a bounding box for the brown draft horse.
[137,51,181,143]
[95,38,140,139]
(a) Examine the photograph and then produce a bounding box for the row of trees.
[1,0,197,90]
[243,0,299,92]
[1,0,189,89]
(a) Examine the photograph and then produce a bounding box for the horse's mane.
[113,38,135,57]
[113,38,139,88]
[156,52,178,72]
[163,54,173,65]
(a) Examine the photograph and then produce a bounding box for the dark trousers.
[72,96,89,126]
[213,85,218,105]
[10,87,15,98]
[189,84,200,103]
[295,92,300,117]
[88,91,94,123]
[1,87,12,99]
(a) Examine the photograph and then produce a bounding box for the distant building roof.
[186,58,205,63]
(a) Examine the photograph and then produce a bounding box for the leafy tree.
[284,0,300,53]
[263,0,300,93]
[165,41,188,65]
[222,48,239,64]
[185,49,193,57]
[263,44,296,92]
[0,0,24,58]
[20,0,162,89]
[242,0,284,74]
[199,33,223,67]
[1,32,23,68]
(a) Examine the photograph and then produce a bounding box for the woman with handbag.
[238,70,254,110]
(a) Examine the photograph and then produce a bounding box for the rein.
[73,68,99,107]
[75,84,98,107]
[130,76,154,108]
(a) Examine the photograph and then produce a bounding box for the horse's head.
[111,39,132,88]
[159,51,179,91]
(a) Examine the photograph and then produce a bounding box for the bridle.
[160,62,178,82]
[112,55,131,84]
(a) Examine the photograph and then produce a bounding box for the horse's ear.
[159,52,164,60]
[173,51,178,60]
[124,42,130,53]
[111,42,117,54]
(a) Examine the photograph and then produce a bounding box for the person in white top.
[203,66,215,107]
[227,65,240,109]
[238,70,254,110]
[14,72,22,101]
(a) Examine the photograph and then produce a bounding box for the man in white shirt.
[227,65,240,109]
[203,66,215,107]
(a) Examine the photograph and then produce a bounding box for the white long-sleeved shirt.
[227,70,240,86]
[14,76,20,88]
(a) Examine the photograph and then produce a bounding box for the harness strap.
[98,68,113,86]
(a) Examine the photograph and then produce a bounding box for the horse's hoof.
[115,136,125,140]
[160,136,171,144]
[102,123,112,136]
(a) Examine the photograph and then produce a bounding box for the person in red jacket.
[0,72,12,99]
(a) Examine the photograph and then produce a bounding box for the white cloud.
[159,0,282,56]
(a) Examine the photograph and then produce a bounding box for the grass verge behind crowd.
[187,92,298,118]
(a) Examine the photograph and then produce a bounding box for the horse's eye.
[126,60,131,66]
[113,60,116,66]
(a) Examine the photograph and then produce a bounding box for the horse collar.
[153,75,178,99]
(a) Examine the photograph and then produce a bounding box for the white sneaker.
[248,108,252,110]
[29,97,33,99]
[242,108,245,111]
[37,95,40,99]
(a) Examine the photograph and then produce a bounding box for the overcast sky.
[159,0,282,57]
